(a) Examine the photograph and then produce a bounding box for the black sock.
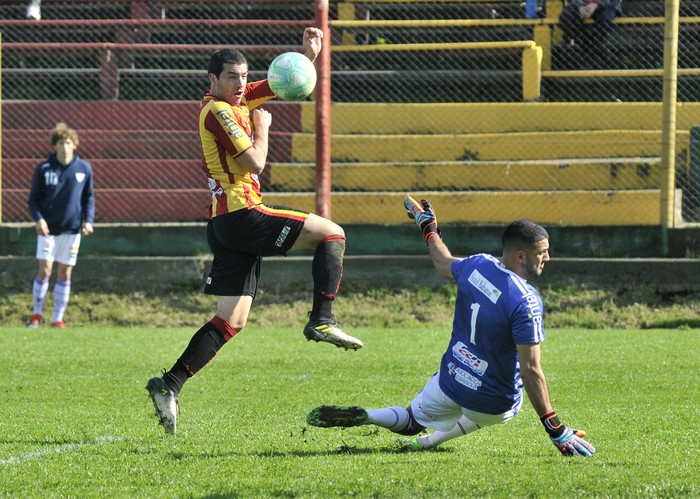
[163,316,236,395]
[311,236,345,319]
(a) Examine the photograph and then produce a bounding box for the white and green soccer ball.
[267,52,317,101]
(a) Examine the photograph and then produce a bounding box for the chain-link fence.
[1,0,699,226]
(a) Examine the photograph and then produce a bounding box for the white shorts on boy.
[36,233,81,266]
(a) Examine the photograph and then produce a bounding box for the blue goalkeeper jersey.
[28,153,95,235]
[438,253,546,415]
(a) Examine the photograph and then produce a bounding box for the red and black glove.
[404,195,441,245]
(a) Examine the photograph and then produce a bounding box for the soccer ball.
[267,52,317,101]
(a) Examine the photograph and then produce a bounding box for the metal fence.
[1,0,699,226]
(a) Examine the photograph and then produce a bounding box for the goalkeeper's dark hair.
[208,48,247,78]
[502,219,549,250]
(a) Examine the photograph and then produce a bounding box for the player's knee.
[395,406,426,436]
[227,319,246,332]
[317,217,344,240]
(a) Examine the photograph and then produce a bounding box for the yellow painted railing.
[331,41,543,101]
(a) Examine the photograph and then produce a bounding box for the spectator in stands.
[146,27,363,436]
[27,123,95,329]
[559,0,623,69]
[306,198,596,457]
[26,0,40,20]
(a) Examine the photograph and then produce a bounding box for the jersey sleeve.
[27,162,45,221]
[511,289,546,345]
[244,80,276,110]
[81,162,96,224]
[451,255,477,281]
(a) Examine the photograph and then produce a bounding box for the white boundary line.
[0,435,125,466]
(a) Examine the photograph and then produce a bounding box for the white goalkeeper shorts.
[410,372,521,432]
[36,233,82,266]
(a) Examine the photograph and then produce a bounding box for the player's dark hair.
[50,122,79,148]
[207,48,247,78]
[502,219,549,250]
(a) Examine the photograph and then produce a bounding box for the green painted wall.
[1,223,699,258]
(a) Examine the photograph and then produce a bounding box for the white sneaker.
[146,377,178,435]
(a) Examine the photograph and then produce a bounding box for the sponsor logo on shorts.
[453,341,489,376]
[447,362,482,390]
[206,277,212,285]
[275,226,291,247]
[468,269,501,303]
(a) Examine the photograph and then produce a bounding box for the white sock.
[366,407,410,432]
[32,277,49,315]
[52,280,71,322]
[416,416,481,449]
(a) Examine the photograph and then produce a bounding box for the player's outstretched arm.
[517,343,596,457]
[403,195,455,277]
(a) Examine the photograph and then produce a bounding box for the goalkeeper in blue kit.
[306,196,596,457]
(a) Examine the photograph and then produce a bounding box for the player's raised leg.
[293,214,363,350]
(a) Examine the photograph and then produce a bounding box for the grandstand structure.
[1,0,699,227]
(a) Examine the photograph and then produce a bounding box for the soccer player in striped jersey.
[307,198,596,457]
[146,27,361,435]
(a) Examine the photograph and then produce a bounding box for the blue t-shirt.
[28,153,95,235]
[438,253,545,415]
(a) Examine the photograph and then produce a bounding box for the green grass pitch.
[0,326,698,497]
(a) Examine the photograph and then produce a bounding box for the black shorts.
[203,204,308,297]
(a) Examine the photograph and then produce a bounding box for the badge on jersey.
[75,172,86,183]
[453,341,489,376]
[468,269,502,304]
[447,362,482,390]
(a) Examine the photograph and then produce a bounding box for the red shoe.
[51,321,66,329]
[27,314,42,329]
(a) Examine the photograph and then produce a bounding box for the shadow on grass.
[169,443,451,460]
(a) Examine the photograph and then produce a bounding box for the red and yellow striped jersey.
[198,80,276,218]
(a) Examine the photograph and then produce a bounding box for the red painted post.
[314,0,331,218]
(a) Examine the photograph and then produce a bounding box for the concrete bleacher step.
[1,187,211,223]
[268,157,662,192]
[5,156,662,192]
[2,129,200,160]
[289,130,689,163]
[1,129,295,162]
[264,190,665,226]
[0,188,665,225]
[1,158,206,189]
[299,102,700,134]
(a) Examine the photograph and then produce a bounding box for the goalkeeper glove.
[541,411,596,457]
[404,195,440,245]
